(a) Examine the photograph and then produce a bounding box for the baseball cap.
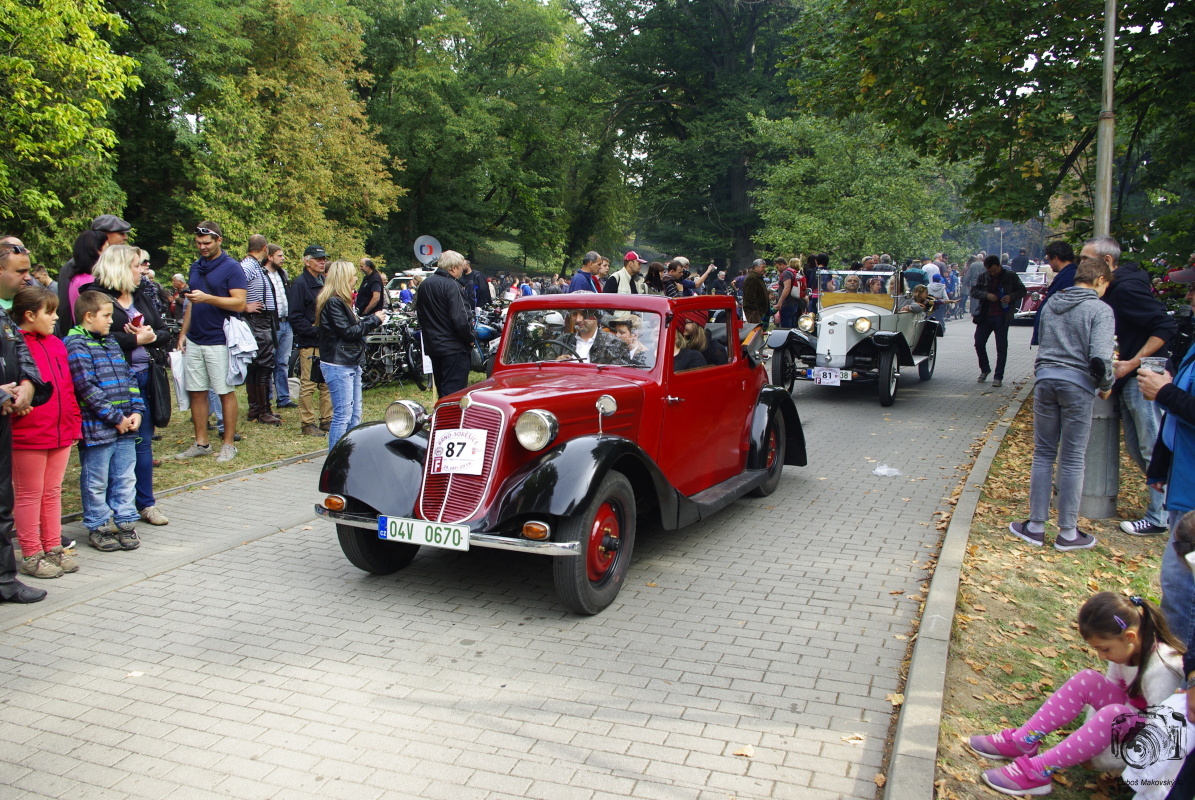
[92,214,132,233]
[304,245,328,259]
[624,251,647,264]
[1166,267,1195,284]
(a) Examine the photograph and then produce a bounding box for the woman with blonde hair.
[315,260,385,448]
[88,244,171,526]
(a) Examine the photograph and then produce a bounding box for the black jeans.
[974,314,1010,380]
[245,312,276,385]
[431,352,471,397]
[0,417,23,598]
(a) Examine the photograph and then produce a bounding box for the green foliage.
[751,114,955,260]
[792,0,1195,250]
[0,0,139,259]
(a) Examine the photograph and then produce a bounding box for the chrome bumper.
[314,505,579,556]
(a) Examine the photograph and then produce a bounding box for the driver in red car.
[559,309,630,364]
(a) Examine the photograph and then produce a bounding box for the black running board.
[675,469,768,527]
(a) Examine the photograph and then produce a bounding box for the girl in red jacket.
[12,285,83,579]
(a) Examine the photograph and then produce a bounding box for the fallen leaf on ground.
[646,582,658,587]
[874,774,887,787]
[732,745,754,757]
[842,734,865,745]
[886,693,904,707]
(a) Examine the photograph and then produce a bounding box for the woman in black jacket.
[90,245,171,526]
[315,260,384,448]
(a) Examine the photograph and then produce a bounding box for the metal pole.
[1093,0,1116,237]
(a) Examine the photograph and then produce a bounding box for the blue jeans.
[1029,379,1095,531]
[779,304,799,328]
[78,437,138,531]
[1161,508,1195,651]
[133,369,156,511]
[273,320,294,404]
[322,362,362,449]
[1120,377,1166,526]
[209,389,223,426]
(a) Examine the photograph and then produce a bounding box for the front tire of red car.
[338,524,420,574]
[748,412,786,497]
[553,472,636,615]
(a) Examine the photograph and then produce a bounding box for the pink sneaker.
[981,756,1053,796]
[968,728,1041,760]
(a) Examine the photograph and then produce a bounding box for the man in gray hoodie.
[1010,256,1115,551]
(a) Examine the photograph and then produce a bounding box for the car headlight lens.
[852,317,872,334]
[384,400,426,438]
[515,410,558,451]
[797,314,815,332]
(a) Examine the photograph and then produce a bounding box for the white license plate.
[809,368,849,385]
[377,516,469,551]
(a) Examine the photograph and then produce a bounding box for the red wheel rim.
[765,426,779,470]
[586,502,620,583]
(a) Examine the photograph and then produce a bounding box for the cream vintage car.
[768,269,940,406]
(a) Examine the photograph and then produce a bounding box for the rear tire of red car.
[553,472,636,615]
[338,524,420,574]
[748,413,786,497]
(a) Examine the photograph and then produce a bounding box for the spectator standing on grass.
[175,222,247,463]
[416,250,475,397]
[56,229,108,335]
[355,257,385,316]
[65,291,146,553]
[316,261,385,449]
[1089,233,1177,537]
[11,285,81,578]
[568,251,603,293]
[0,242,52,603]
[1008,256,1114,552]
[264,245,296,409]
[1139,285,1195,647]
[288,245,333,437]
[742,259,769,325]
[90,245,170,527]
[240,236,281,427]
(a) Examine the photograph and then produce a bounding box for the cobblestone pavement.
[0,324,1036,800]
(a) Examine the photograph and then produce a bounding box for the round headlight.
[384,400,426,438]
[852,317,872,334]
[515,410,559,451]
[797,314,815,332]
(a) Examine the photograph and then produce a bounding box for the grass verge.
[935,394,1161,800]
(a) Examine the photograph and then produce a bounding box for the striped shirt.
[240,255,269,309]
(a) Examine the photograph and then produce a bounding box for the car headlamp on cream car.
[767,268,940,407]
[314,293,807,616]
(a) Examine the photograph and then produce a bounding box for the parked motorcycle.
[361,309,428,391]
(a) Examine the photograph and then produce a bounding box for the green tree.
[793,0,1195,249]
[0,0,139,260]
[751,114,954,260]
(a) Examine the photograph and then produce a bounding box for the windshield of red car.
[502,308,661,368]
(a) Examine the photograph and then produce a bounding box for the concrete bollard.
[1080,394,1120,519]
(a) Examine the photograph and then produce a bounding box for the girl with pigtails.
[971,592,1185,796]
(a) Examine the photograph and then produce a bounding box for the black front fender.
[319,421,428,518]
[871,331,914,366]
[753,387,808,467]
[486,436,685,531]
[768,328,816,355]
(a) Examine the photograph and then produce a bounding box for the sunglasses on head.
[140,259,150,266]
[194,227,220,237]
[4,244,29,254]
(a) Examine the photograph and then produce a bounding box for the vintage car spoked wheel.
[553,472,636,615]
[748,413,786,497]
[772,347,797,393]
[918,335,937,381]
[337,523,420,574]
[878,350,899,407]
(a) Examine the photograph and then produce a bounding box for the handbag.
[309,353,325,384]
[148,360,172,427]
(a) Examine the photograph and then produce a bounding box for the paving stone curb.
[884,379,1035,799]
[58,448,328,523]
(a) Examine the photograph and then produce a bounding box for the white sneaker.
[175,443,211,459]
[139,506,169,526]
[215,444,238,463]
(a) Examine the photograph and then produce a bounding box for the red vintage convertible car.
[315,293,806,614]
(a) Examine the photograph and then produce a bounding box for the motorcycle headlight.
[384,400,426,439]
[797,314,815,333]
[515,410,558,451]
[853,317,872,334]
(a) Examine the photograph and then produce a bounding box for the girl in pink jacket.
[11,285,83,579]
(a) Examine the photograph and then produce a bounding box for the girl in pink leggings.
[12,285,82,579]
[971,592,1185,796]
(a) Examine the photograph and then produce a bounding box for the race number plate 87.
[377,516,469,551]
